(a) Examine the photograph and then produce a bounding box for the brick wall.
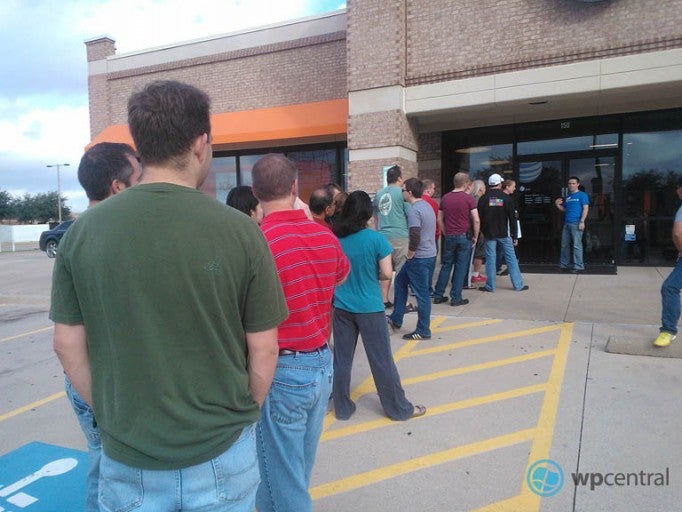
[406,0,682,85]
[347,0,406,91]
[89,35,347,135]
[347,158,418,194]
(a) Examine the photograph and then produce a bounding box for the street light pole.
[46,163,70,223]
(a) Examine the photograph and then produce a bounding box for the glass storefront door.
[517,154,616,268]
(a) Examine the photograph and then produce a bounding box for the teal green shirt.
[334,229,393,313]
[373,185,411,239]
[50,183,288,470]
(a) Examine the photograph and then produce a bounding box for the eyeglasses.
[401,188,408,192]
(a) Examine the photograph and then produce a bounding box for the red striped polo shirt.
[261,209,350,351]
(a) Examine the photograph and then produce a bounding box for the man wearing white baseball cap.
[477,173,528,292]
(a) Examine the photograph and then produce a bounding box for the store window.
[287,149,339,204]
[621,129,682,263]
[451,143,513,189]
[199,156,236,205]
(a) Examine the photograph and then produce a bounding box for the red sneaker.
[471,275,487,283]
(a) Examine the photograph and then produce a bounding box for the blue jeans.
[256,346,333,512]
[484,238,524,291]
[428,246,438,296]
[560,222,585,270]
[65,376,100,512]
[661,257,682,335]
[99,423,259,512]
[390,257,435,336]
[434,235,472,302]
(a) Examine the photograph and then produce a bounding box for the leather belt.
[278,344,329,357]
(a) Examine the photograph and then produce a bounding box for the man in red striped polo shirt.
[252,154,349,512]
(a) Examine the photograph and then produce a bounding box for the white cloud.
[0,0,345,216]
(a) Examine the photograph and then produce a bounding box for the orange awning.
[87,98,348,150]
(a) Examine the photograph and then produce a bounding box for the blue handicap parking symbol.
[0,442,87,512]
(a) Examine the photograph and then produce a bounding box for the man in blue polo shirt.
[555,176,590,273]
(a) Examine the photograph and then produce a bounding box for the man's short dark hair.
[404,177,423,198]
[78,142,137,201]
[127,80,211,168]
[251,154,298,202]
[386,165,402,184]
[309,188,333,215]
[568,176,580,183]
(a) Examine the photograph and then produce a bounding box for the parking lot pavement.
[1,251,681,511]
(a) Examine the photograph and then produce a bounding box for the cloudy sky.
[0,0,344,213]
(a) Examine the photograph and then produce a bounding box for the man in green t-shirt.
[373,164,412,308]
[51,80,288,512]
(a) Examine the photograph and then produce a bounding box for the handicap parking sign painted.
[0,442,87,512]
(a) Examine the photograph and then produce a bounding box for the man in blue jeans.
[477,173,528,293]
[555,176,590,272]
[63,142,141,511]
[388,178,437,340]
[433,172,480,306]
[654,179,682,347]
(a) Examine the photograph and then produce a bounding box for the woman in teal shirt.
[332,191,426,420]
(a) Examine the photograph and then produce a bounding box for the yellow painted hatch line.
[0,392,65,423]
[472,322,574,512]
[0,326,52,344]
[407,323,569,358]
[322,383,546,442]
[311,428,536,500]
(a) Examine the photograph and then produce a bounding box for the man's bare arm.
[53,323,91,406]
[437,210,445,237]
[246,327,279,407]
[378,254,393,281]
[673,221,682,255]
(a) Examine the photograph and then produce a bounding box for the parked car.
[39,220,74,258]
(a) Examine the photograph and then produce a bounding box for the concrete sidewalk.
[1,253,680,511]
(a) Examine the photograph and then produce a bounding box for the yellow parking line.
[432,318,502,333]
[322,383,546,442]
[472,323,574,512]
[0,391,65,423]
[311,428,536,500]
[0,326,52,344]
[407,323,568,358]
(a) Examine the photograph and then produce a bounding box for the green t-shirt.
[373,184,411,239]
[50,183,288,470]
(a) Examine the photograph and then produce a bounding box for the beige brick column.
[85,37,116,139]
[346,0,418,193]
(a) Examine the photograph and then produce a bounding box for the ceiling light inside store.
[589,143,619,148]
[482,160,510,166]
[456,146,491,154]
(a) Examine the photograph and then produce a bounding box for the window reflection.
[452,144,513,190]
[288,150,338,204]
[622,130,682,263]
[200,156,236,204]
[517,134,618,155]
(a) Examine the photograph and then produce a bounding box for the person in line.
[309,186,335,228]
[252,154,350,512]
[654,178,682,347]
[332,190,427,420]
[388,178,437,340]
[555,176,590,273]
[226,185,263,223]
[478,173,528,293]
[466,179,488,286]
[64,141,141,511]
[495,179,519,276]
[433,172,480,307]
[373,165,412,310]
[421,179,440,297]
[51,80,288,512]
[328,189,348,229]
